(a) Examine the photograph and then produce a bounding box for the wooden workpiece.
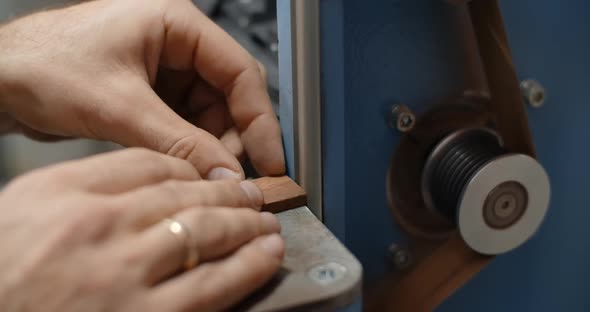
[252,176,307,213]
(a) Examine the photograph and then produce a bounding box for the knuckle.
[167,157,200,179]
[256,61,268,82]
[82,269,116,293]
[96,198,123,224]
[127,147,160,161]
[210,180,243,206]
[126,148,199,179]
[166,133,204,160]
[237,245,271,269]
[214,222,233,249]
[192,209,227,242]
[246,57,259,70]
[5,171,42,191]
[158,180,184,201]
[47,167,77,182]
[217,210,257,246]
[166,133,223,175]
[247,59,263,81]
[195,181,219,205]
[24,165,79,190]
[60,196,120,241]
[244,211,265,235]
[120,246,146,269]
[191,208,215,227]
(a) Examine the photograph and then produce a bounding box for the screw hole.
[532,92,544,103]
[502,201,510,210]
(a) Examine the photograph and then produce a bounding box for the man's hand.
[0,148,284,311]
[0,0,285,179]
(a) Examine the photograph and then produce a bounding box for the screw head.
[400,113,414,129]
[308,262,347,285]
[520,79,546,108]
[389,104,416,132]
[388,244,412,270]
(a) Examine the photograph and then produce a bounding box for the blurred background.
[0,0,279,182]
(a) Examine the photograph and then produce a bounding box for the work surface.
[236,206,362,312]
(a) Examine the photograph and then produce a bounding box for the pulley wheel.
[421,128,550,255]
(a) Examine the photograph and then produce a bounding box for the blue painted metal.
[438,1,590,311]
[281,0,590,310]
[319,0,466,281]
[319,0,347,241]
[338,299,363,312]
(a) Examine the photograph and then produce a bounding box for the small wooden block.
[252,176,307,214]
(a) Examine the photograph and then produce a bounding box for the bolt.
[308,262,347,285]
[389,104,416,132]
[270,42,279,53]
[520,79,546,108]
[388,244,412,270]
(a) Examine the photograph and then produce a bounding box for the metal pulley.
[421,128,550,255]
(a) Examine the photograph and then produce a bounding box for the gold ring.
[163,218,198,270]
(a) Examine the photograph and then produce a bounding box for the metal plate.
[439,0,590,310]
[236,207,362,312]
[457,154,550,255]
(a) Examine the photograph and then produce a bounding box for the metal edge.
[239,206,363,312]
[456,153,551,255]
[290,0,323,219]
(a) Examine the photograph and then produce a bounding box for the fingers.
[159,1,285,176]
[115,179,263,230]
[101,78,244,180]
[192,101,228,139]
[220,127,244,160]
[41,148,200,194]
[148,233,284,312]
[185,80,244,158]
[153,68,196,113]
[136,208,281,285]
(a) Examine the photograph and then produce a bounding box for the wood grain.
[470,0,536,157]
[252,176,307,214]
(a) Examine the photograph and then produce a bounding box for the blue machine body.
[279,0,590,311]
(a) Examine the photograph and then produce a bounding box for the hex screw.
[389,104,416,132]
[308,262,347,285]
[388,244,413,270]
[520,79,546,108]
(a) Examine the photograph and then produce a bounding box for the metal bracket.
[235,207,362,311]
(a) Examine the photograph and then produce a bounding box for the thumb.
[99,80,244,180]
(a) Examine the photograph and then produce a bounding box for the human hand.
[0,148,284,312]
[0,0,285,179]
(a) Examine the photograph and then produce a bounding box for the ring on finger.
[162,218,199,270]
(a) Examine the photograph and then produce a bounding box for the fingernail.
[258,234,284,258]
[260,212,281,233]
[240,180,264,209]
[207,167,241,181]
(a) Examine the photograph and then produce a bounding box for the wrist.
[0,26,8,110]
[0,24,14,111]
[0,21,27,113]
